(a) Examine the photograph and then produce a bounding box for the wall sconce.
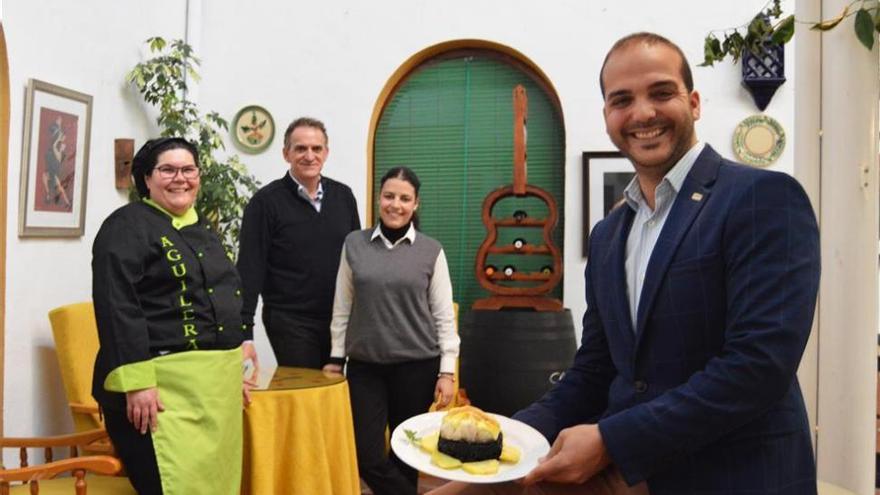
[115,138,134,189]
[741,42,785,111]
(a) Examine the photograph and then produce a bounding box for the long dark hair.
[131,137,199,198]
[379,166,421,228]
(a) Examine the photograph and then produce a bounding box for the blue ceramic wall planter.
[742,42,786,111]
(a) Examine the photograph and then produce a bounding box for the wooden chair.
[48,303,111,454]
[0,429,135,494]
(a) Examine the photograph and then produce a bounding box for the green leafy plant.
[701,0,879,67]
[127,37,260,256]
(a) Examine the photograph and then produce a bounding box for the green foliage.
[855,8,876,49]
[701,0,880,67]
[771,15,796,45]
[127,37,260,257]
[404,429,421,445]
[700,0,789,67]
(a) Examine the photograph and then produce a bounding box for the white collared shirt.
[370,222,418,249]
[288,171,324,212]
[624,142,704,329]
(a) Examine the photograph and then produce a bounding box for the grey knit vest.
[343,228,442,364]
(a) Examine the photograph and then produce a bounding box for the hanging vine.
[701,0,879,67]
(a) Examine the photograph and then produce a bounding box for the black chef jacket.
[91,201,249,407]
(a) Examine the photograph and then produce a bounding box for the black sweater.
[237,174,360,326]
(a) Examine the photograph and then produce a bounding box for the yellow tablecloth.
[241,367,360,495]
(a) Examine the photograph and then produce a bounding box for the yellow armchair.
[47,303,103,435]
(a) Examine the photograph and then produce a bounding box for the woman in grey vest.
[324,166,459,495]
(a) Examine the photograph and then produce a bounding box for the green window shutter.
[374,54,565,310]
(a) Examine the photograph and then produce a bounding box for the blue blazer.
[516,145,820,494]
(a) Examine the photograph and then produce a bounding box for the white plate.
[391,411,550,483]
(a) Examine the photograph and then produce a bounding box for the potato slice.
[461,459,500,475]
[499,444,521,463]
[419,431,440,454]
[431,450,463,470]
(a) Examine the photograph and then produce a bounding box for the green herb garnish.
[404,429,421,445]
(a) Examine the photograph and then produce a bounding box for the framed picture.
[582,151,633,257]
[18,79,92,237]
[231,105,275,154]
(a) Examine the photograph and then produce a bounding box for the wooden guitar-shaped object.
[472,85,562,311]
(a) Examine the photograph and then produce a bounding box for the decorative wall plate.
[732,114,785,167]
[232,105,275,154]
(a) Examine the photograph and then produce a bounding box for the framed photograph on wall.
[582,151,633,257]
[18,79,92,237]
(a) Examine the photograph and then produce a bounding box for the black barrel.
[459,309,577,417]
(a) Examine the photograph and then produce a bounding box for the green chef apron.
[151,347,242,495]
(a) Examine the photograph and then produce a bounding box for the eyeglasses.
[153,165,200,179]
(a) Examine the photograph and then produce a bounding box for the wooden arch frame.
[0,23,10,436]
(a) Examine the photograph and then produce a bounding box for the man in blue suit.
[431,32,820,495]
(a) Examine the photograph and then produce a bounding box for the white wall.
[4,0,798,459]
[1,1,187,449]
[814,0,879,491]
[194,0,796,365]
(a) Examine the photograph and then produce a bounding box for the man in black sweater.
[237,117,361,368]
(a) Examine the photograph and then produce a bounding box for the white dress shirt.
[288,170,324,212]
[623,142,704,328]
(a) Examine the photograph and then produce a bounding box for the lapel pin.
[691,192,703,202]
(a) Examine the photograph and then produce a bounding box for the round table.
[241,367,359,495]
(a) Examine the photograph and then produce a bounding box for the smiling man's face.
[601,41,700,181]
[283,125,328,185]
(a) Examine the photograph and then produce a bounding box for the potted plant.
[127,37,260,256]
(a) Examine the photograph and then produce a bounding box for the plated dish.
[391,410,550,483]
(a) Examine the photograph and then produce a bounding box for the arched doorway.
[368,41,565,309]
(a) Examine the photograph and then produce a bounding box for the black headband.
[131,137,195,175]
[131,137,198,198]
